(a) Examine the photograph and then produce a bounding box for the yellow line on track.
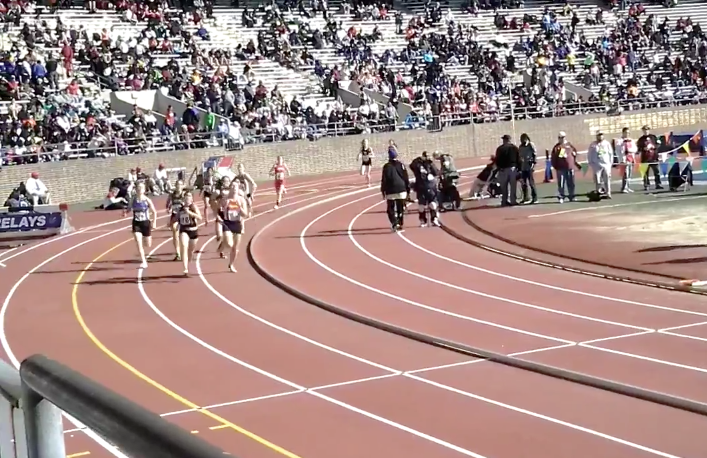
[66,452,91,458]
[71,238,303,458]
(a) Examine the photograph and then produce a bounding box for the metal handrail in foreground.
[0,354,230,458]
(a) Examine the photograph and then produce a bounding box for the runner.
[213,176,232,258]
[217,182,249,272]
[269,156,290,209]
[123,182,157,269]
[234,163,257,217]
[201,166,216,223]
[166,180,186,261]
[358,139,374,186]
[177,190,202,276]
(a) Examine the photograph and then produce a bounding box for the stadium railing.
[2,95,702,165]
[0,354,228,458]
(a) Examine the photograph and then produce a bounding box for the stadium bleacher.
[1,0,706,165]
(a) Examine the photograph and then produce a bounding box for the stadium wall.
[2,104,706,204]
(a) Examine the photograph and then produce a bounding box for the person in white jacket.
[614,127,638,193]
[588,131,614,198]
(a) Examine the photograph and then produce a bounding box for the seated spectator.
[25,172,51,205]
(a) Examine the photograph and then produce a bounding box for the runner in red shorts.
[270,155,290,209]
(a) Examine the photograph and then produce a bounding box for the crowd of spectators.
[0,0,705,163]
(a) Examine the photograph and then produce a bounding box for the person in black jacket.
[410,151,440,227]
[494,134,521,206]
[380,145,410,232]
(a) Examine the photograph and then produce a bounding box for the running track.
[1,158,706,458]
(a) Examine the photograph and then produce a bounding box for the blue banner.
[0,212,63,233]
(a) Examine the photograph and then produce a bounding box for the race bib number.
[558,147,567,158]
[179,213,191,225]
[276,172,285,180]
[134,211,149,222]
[427,173,434,181]
[203,184,212,192]
[171,203,182,213]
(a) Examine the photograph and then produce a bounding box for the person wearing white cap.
[588,131,614,198]
[550,131,580,203]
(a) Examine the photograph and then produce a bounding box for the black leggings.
[386,199,405,227]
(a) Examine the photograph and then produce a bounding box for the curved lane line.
[191,185,687,458]
[72,239,305,458]
[396,230,707,318]
[0,179,365,457]
[343,198,652,332]
[297,193,572,344]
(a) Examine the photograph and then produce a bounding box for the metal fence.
[1,95,701,166]
[0,354,227,458]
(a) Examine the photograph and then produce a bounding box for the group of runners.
[123,156,290,275]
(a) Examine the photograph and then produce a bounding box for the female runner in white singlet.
[217,182,249,272]
[201,167,216,223]
[234,163,257,217]
[269,156,290,209]
[123,182,157,269]
[177,190,202,275]
[358,138,374,186]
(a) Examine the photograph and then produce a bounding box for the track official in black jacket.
[410,152,441,227]
[495,134,521,206]
[380,145,410,232]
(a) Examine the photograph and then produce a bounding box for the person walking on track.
[551,131,581,203]
[518,133,538,204]
[494,134,520,207]
[588,131,614,198]
[380,145,410,232]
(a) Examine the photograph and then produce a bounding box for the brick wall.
[3,105,706,204]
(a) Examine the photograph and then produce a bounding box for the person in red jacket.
[550,131,581,203]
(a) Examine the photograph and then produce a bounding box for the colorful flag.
[639,163,649,177]
[682,142,691,155]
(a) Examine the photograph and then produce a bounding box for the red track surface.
[1,159,707,458]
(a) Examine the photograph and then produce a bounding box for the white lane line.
[342,197,652,332]
[138,244,490,456]
[398,225,707,319]
[0,180,370,457]
[660,321,707,332]
[0,172,366,268]
[404,372,684,458]
[299,193,572,344]
[659,331,707,344]
[580,344,707,374]
[527,194,707,219]
[204,186,687,457]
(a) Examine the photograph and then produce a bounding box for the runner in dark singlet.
[213,176,231,258]
[358,138,374,186]
[123,182,157,269]
[217,181,249,273]
[201,167,216,223]
[234,163,257,217]
[166,180,186,261]
[177,190,202,275]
